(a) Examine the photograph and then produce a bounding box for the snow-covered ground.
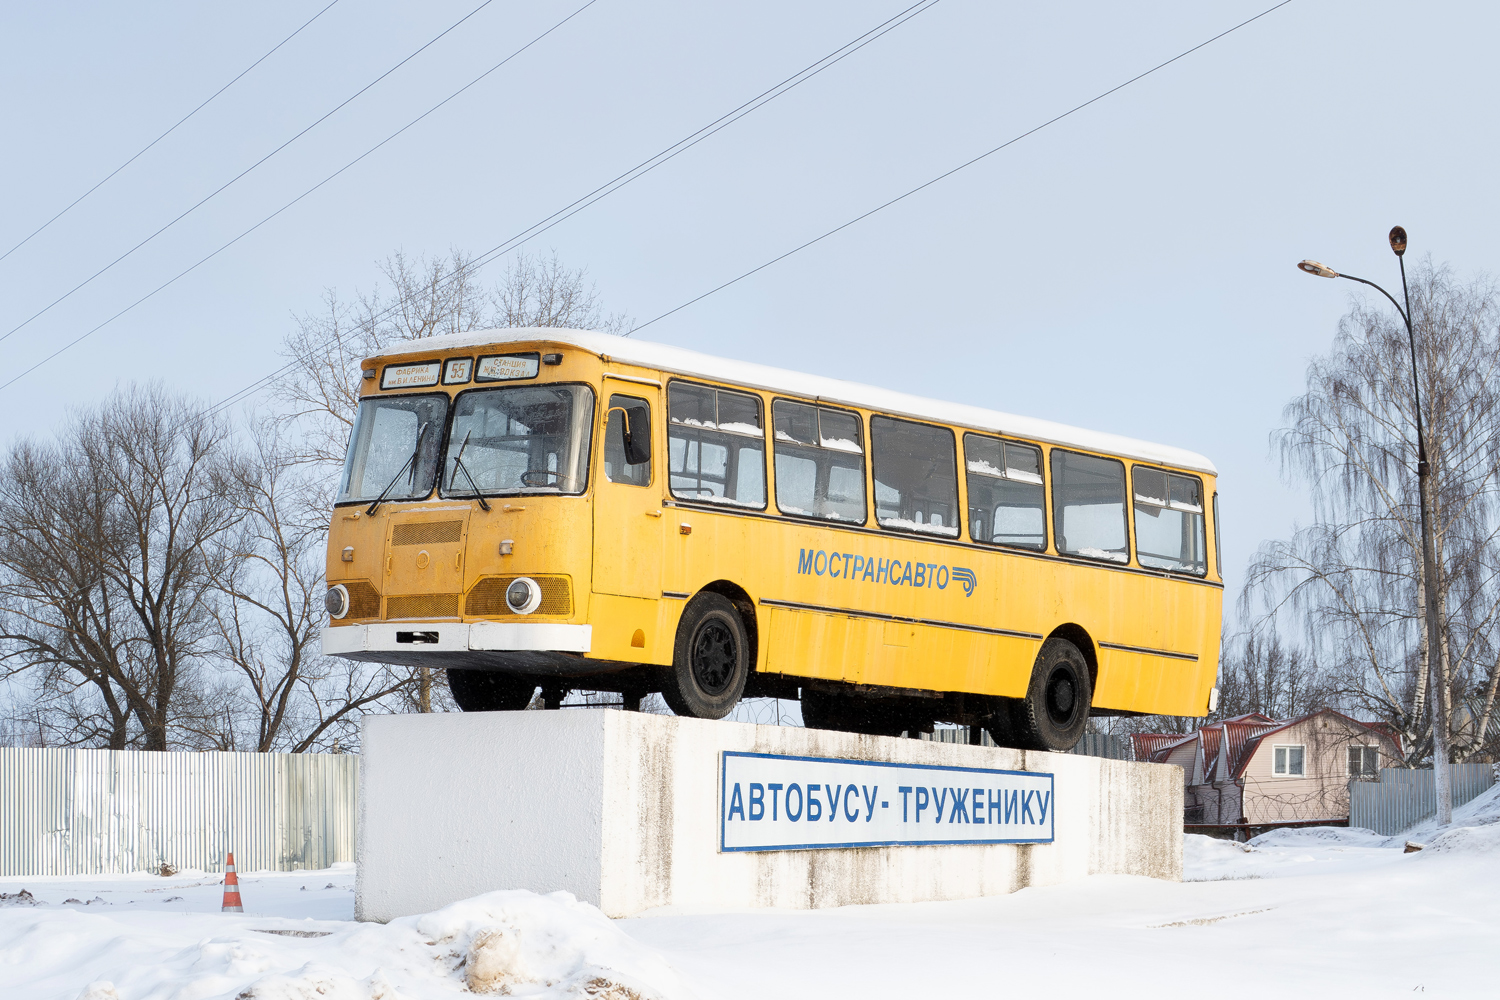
[5,785,1497,999]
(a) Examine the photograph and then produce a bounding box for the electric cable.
[203,0,944,414]
[0,0,503,346]
[0,0,602,397]
[627,0,1294,336]
[1,0,934,401]
[0,0,345,265]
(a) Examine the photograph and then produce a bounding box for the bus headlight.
[506,577,542,615]
[325,584,350,619]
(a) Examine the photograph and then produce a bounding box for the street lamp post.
[1298,227,1452,827]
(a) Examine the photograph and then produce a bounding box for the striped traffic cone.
[221,852,244,913]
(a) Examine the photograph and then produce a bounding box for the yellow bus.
[322,329,1222,751]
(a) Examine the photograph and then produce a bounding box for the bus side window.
[1050,450,1129,563]
[667,383,766,506]
[963,435,1045,550]
[1132,467,1207,575]
[771,400,866,523]
[871,416,959,537]
[604,394,651,486]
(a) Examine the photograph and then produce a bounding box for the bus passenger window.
[871,416,959,537]
[771,400,865,523]
[667,383,766,506]
[1051,451,1128,562]
[964,435,1045,550]
[1132,467,1207,575]
[604,394,651,486]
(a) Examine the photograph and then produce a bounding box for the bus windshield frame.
[438,383,596,499]
[336,392,450,506]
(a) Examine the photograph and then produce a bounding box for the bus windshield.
[442,385,595,497]
[338,394,449,504]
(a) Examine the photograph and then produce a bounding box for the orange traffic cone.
[221,852,244,913]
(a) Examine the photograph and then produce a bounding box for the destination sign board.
[476,353,540,382]
[381,361,440,390]
[720,751,1054,852]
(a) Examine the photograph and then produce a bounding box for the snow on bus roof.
[370,328,1218,474]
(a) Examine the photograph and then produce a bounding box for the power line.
[0,0,345,265]
[628,0,1295,336]
[2,0,935,402]
[205,0,944,414]
[0,0,602,398]
[0,0,502,346]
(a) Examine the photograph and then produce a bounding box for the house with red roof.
[1136,709,1403,828]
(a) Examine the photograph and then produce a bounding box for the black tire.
[1008,638,1092,751]
[662,593,750,719]
[447,668,537,712]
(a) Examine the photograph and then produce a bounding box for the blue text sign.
[720,751,1054,852]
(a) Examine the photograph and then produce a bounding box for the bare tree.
[0,386,237,750]
[274,248,628,465]
[208,419,419,751]
[1214,630,1332,722]
[493,251,630,334]
[1245,261,1500,763]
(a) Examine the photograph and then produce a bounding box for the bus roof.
[369,328,1218,475]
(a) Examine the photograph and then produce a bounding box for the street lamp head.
[1298,260,1339,278]
[1389,226,1408,257]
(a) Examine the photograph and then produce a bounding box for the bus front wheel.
[1009,638,1091,752]
[447,668,537,712]
[663,593,749,719]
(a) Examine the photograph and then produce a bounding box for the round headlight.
[325,584,350,619]
[505,577,542,615]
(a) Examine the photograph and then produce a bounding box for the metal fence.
[0,748,359,877]
[920,728,1133,760]
[1348,763,1495,836]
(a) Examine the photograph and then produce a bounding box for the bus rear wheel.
[663,593,749,719]
[447,668,537,712]
[1008,638,1091,752]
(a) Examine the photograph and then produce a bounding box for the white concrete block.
[356,710,1182,921]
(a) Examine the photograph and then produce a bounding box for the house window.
[1348,745,1380,780]
[1273,745,1305,776]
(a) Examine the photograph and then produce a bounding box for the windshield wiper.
[366,421,429,516]
[447,430,491,511]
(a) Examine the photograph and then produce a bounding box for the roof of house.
[367,328,1218,474]
[1130,733,1195,762]
[1228,708,1406,780]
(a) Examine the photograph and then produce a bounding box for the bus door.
[592,389,662,599]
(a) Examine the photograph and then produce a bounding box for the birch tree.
[1245,262,1500,763]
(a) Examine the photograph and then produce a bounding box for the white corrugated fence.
[0,748,359,877]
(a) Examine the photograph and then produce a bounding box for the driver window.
[604,393,651,486]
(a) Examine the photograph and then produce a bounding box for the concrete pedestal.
[356,710,1181,921]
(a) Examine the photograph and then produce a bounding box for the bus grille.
[386,594,460,619]
[345,581,382,621]
[391,520,463,546]
[465,576,573,617]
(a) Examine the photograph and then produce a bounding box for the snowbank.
[0,886,687,1000]
[1246,825,1388,849]
[1394,780,1500,847]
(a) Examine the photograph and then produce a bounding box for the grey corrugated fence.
[919,728,1133,760]
[0,748,359,877]
[1348,763,1495,836]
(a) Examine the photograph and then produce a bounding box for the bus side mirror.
[624,406,651,465]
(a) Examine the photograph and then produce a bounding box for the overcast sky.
[3,0,1497,614]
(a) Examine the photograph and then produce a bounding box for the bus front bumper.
[321,622,592,659]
